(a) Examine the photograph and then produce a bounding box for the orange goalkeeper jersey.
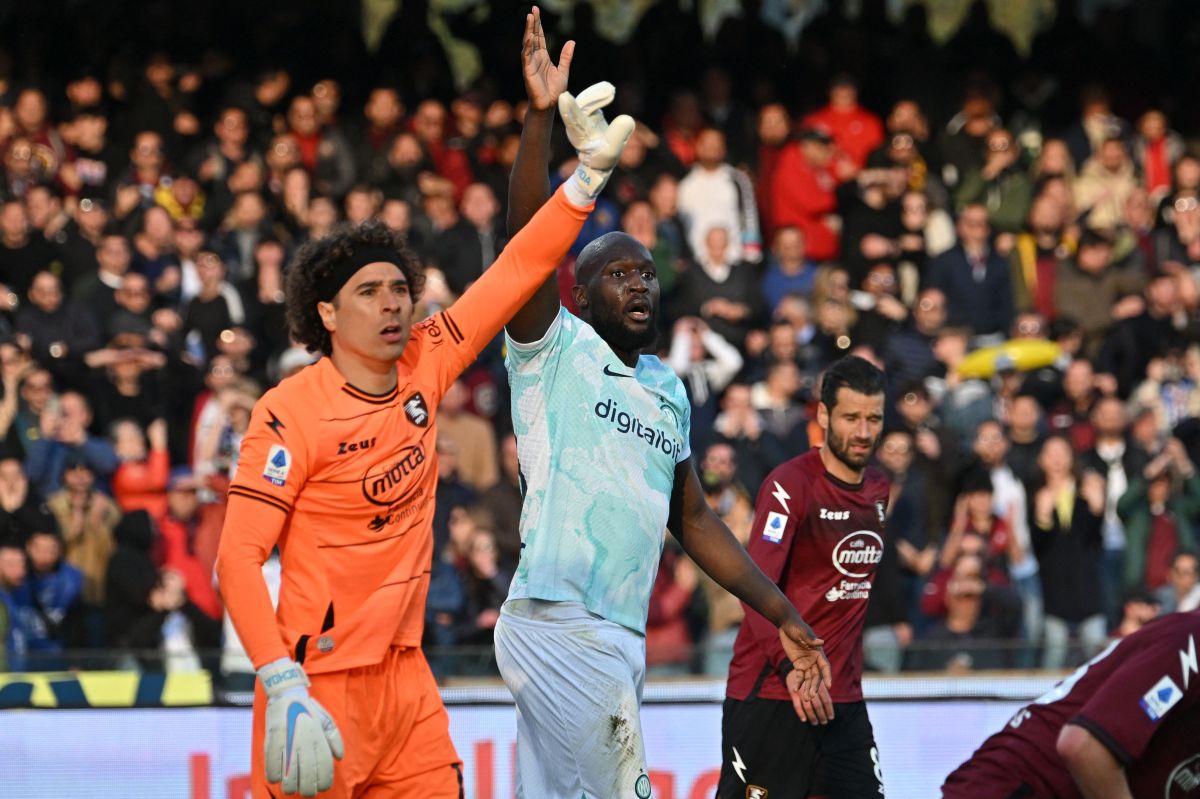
[216,188,589,674]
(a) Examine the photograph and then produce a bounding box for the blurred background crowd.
[1,0,1200,681]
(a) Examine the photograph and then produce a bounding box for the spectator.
[770,127,840,262]
[10,526,84,668]
[24,391,118,497]
[645,539,698,675]
[671,226,765,348]
[801,74,884,174]
[476,433,522,569]
[667,316,743,458]
[749,359,808,456]
[1056,228,1147,359]
[46,456,119,645]
[910,550,1022,672]
[353,87,406,187]
[954,127,1033,238]
[1117,438,1200,595]
[286,94,354,199]
[0,536,28,668]
[1030,436,1108,669]
[157,467,223,621]
[0,198,59,301]
[431,435,477,559]
[410,99,473,200]
[753,103,792,236]
[1082,395,1149,615]
[1010,193,1074,320]
[70,231,131,328]
[883,287,945,396]
[1111,586,1160,639]
[1074,137,1138,232]
[677,127,761,264]
[180,251,246,362]
[710,383,786,496]
[760,226,817,313]
[16,269,101,391]
[436,380,498,493]
[925,204,1014,340]
[111,418,170,517]
[1131,110,1183,200]
[1158,551,1200,613]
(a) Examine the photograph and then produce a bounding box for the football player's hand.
[779,617,832,701]
[787,668,834,724]
[259,659,344,796]
[558,82,634,206]
[521,6,573,112]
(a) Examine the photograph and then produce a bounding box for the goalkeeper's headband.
[317,246,407,302]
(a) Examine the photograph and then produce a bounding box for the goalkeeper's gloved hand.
[259,658,345,797]
[559,81,635,208]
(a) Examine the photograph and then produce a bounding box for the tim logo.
[361,445,426,506]
[404,393,429,427]
[832,530,884,578]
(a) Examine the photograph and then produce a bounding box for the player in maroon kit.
[719,355,889,798]
[943,610,1200,799]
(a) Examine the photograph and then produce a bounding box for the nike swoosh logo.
[285,702,310,771]
[603,364,632,378]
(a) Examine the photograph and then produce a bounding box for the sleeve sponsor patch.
[263,445,291,487]
[1141,674,1183,721]
[762,511,788,543]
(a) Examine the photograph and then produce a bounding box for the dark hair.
[820,356,886,411]
[285,219,424,356]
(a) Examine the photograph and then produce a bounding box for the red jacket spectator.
[770,133,841,261]
[111,420,170,519]
[802,78,885,170]
[157,468,223,620]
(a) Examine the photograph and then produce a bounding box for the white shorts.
[494,599,652,799]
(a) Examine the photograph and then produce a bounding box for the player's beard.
[826,426,878,474]
[591,298,659,354]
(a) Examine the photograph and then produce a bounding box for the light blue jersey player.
[494,10,832,799]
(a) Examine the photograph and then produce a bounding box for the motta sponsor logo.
[361,445,426,506]
[832,530,884,578]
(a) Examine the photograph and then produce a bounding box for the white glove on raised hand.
[559,81,635,208]
[259,658,345,797]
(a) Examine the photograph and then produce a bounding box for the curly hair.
[285,219,425,356]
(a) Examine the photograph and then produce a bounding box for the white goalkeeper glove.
[559,81,635,208]
[259,658,345,797]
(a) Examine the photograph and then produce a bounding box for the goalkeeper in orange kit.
[214,11,634,796]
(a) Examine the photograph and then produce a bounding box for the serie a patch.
[263,444,291,487]
[1141,674,1183,721]
[762,511,788,543]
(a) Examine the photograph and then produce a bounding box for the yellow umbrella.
[957,339,1062,380]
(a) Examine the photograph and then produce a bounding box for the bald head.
[575,232,652,286]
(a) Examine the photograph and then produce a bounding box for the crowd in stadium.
[0,0,1198,679]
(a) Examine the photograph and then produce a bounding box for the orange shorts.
[251,646,461,798]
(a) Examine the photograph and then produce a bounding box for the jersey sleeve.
[505,304,573,367]
[406,187,592,395]
[675,385,692,463]
[1071,628,1200,766]
[741,469,804,677]
[215,396,311,669]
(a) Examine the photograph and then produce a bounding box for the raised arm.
[506,7,574,344]
[667,457,831,708]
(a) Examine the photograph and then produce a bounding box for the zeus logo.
[1181,635,1198,690]
[771,481,791,513]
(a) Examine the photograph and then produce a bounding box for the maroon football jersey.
[943,612,1200,799]
[726,448,890,703]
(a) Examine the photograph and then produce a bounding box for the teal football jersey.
[504,307,692,633]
